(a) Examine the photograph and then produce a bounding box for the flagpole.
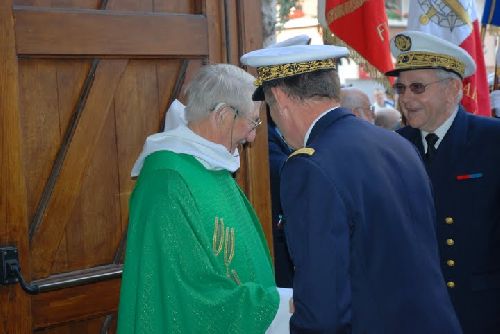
[482,0,497,42]
[495,36,500,91]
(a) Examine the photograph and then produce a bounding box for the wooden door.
[0,0,272,332]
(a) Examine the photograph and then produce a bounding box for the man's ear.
[214,106,230,123]
[448,78,463,104]
[271,86,288,114]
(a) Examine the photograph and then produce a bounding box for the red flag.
[408,0,491,116]
[325,0,394,77]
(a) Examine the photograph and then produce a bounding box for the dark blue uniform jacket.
[398,108,500,334]
[281,108,462,334]
[268,122,294,287]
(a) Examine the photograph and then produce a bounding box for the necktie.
[424,133,439,163]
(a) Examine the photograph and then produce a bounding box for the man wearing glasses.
[118,64,283,334]
[387,30,500,334]
[340,87,376,124]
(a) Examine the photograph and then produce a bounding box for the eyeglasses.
[227,105,262,131]
[242,115,262,131]
[354,105,375,113]
[392,78,449,95]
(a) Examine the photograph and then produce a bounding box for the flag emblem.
[417,0,472,31]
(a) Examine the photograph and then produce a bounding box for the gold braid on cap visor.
[395,51,465,77]
[254,58,337,86]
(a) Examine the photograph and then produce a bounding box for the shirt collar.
[303,106,339,146]
[421,107,458,150]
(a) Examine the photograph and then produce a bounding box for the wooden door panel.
[18,60,64,219]
[32,278,120,330]
[53,110,122,272]
[34,315,115,334]
[55,61,93,129]
[156,60,186,128]
[18,59,91,220]
[14,7,209,57]
[114,59,165,233]
[30,59,128,277]
[0,1,31,332]
[155,1,200,14]
[14,0,99,8]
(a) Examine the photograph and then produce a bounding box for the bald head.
[340,88,374,124]
[375,108,402,130]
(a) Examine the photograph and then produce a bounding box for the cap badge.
[395,34,412,52]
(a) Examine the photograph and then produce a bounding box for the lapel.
[306,107,353,146]
[430,107,470,174]
[398,126,425,157]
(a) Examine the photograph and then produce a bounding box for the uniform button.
[446,238,455,246]
[447,281,455,288]
[447,259,455,267]
[445,217,454,225]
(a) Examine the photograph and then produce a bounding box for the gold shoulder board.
[288,147,315,159]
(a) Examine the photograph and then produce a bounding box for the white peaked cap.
[267,34,311,48]
[386,30,476,78]
[241,44,349,100]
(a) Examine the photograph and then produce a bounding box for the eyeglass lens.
[392,79,447,95]
[246,117,261,131]
[232,105,261,131]
[393,83,427,94]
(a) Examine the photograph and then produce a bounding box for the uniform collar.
[305,107,353,146]
[421,106,458,151]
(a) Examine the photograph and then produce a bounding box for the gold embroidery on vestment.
[231,269,241,285]
[212,217,224,256]
[224,227,235,277]
[212,216,237,280]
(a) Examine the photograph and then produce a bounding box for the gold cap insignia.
[255,59,337,87]
[395,51,465,77]
[395,34,411,52]
[288,147,315,159]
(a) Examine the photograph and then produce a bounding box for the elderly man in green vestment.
[117,64,288,333]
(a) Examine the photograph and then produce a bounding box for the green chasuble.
[117,150,279,333]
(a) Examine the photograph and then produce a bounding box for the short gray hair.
[262,68,341,102]
[434,68,463,102]
[184,64,256,122]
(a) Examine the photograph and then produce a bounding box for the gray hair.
[262,69,341,103]
[184,64,256,122]
[340,87,369,109]
[434,68,463,103]
[375,107,402,130]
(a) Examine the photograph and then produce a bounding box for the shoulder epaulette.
[288,147,315,159]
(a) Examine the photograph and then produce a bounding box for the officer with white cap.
[266,35,312,289]
[388,30,500,334]
[241,44,461,333]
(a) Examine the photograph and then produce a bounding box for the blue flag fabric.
[482,0,500,26]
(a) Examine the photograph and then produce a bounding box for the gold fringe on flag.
[322,29,393,91]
